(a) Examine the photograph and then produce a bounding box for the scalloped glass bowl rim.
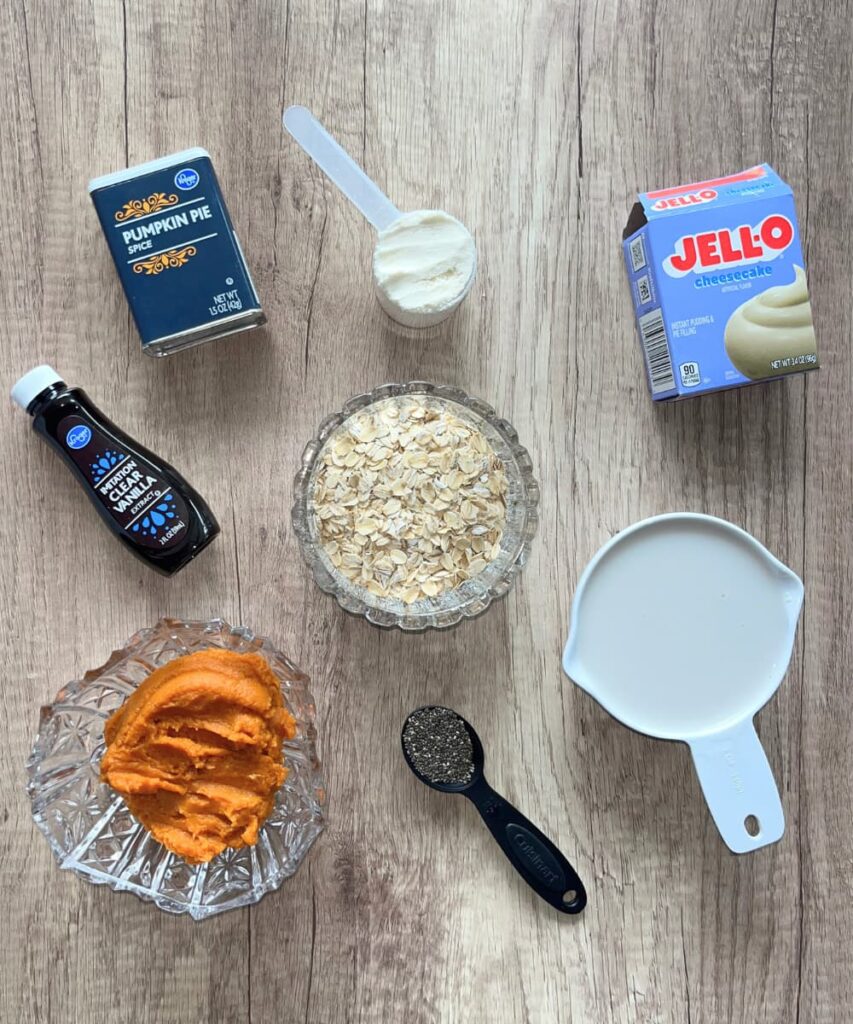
[291,382,540,632]
[26,617,326,920]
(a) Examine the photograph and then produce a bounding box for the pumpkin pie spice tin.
[89,148,265,356]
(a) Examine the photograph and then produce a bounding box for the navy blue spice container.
[89,148,265,356]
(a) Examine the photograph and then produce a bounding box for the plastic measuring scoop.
[562,513,803,854]
[283,105,400,230]
[283,105,477,328]
[402,706,587,914]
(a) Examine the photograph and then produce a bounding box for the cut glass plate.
[26,618,326,920]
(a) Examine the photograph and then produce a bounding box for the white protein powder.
[372,209,477,328]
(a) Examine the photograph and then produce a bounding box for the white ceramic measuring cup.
[562,513,803,853]
[283,105,476,328]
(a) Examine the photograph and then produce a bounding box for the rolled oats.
[311,397,508,604]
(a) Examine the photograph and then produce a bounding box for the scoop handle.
[283,105,400,231]
[464,777,586,914]
[688,719,784,853]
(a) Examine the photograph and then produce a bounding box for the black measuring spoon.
[402,706,587,914]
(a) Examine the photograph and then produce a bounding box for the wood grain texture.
[1,1,850,1022]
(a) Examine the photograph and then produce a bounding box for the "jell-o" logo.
[651,189,717,211]
[662,214,794,277]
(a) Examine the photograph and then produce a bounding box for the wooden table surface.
[2,1,851,1021]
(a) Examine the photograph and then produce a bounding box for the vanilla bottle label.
[58,415,188,550]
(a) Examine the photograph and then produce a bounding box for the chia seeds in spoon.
[403,706,475,786]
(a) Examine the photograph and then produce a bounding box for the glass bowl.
[291,382,539,631]
[26,618,326,920]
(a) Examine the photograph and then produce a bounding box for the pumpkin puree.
[100,649,296,864]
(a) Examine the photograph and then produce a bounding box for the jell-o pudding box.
[622,165,819,400]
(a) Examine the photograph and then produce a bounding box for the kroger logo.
[174,167,200,191]
[66,425,92,450]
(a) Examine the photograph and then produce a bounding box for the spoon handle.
[282,106,400,231]
[465,778,587,914]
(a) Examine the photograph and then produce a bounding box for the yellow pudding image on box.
[724,265,817,379]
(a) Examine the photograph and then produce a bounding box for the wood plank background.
[1,1,851,1021]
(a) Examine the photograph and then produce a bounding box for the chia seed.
[403,706,475,786]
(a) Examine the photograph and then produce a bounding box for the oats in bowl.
[312,397,508,604]
[292,383,540,632]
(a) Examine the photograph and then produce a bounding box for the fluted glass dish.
[292,382,540,631]
[26,618,326,921]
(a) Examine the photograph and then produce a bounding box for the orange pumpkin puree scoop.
[100,649,296,864]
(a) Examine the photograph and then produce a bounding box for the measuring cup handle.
[465,778,586,914]
[688,719,784,853]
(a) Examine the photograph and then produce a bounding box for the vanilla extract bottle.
[12,366,219,576]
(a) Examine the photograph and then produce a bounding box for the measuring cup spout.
[561,637,591,696]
